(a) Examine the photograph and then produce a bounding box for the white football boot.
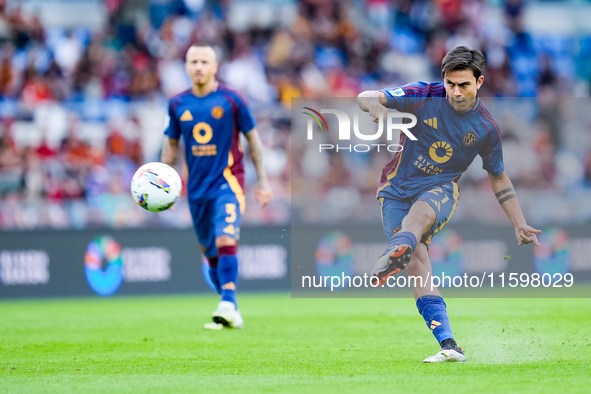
[203,322,224,330]
[210,300,244,329]
[371,245,413,286]
[423,347,466,363]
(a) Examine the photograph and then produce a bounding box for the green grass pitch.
[0,294,590,393]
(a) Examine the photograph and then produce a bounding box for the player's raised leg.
[406,245,466,362]
[372,198,435,285]
[374,183,458,285]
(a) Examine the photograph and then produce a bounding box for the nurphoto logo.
[303,106,418,153]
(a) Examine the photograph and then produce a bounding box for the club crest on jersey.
[429,141,453,164]
[463,132,477,147]
[211,106,224,119]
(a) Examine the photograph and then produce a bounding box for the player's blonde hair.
[185,43,219,62]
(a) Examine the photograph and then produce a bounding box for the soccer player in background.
[357,46,541,362]
[161,43,272,329]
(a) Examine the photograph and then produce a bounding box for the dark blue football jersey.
[164,85,255,205]
[378,81,504,200]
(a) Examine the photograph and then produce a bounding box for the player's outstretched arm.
[357,91,389,123]
[160,136,179,167]
[357,90,387,111]
[245,128,272,208]
[488,171,541,246]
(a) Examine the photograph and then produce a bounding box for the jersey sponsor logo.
[463,131,477,147]
[392,88,405,96]
[211,106,224,119]
[192,145,217,156]
[429,141,453,164]
[192,122,216,156]
[180,110,193,121]
[414,155,444,175]
[193,122,213,144]
[423,117,438,129]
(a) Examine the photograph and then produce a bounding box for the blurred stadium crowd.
[0,0,591,229]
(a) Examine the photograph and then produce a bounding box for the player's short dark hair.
[186,42,218,61]
[441,46,485,80]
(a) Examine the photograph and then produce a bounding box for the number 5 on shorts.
[223,203,237,235]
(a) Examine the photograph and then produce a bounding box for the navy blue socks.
[416,295,456,348]
[218,245,238,306]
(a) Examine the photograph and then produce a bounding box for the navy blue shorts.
[380,182,459,245]
[189,191,243,257]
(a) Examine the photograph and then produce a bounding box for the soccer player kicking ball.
[161,43,272,330]
[357,46,541,362]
